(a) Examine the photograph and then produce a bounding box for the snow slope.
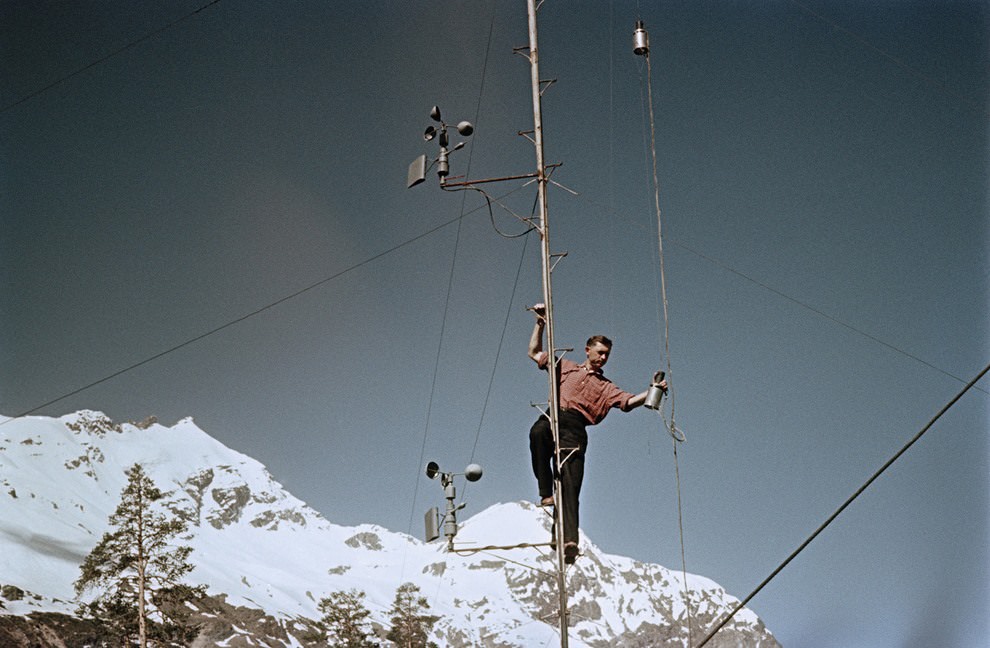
[0,411,777,646]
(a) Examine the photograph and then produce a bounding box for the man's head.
[584,335,613,371]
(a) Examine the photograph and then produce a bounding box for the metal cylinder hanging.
[633,20,650,56]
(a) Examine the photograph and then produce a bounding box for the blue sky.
[2,1,987,645]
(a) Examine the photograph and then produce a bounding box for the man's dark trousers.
[529,409,588,547]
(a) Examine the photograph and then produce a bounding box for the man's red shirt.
[535,352,636,425]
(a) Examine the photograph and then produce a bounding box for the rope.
[644,47,673,402]
[670,437,693,639]
[695,360,990,647]
[640,34,696,643]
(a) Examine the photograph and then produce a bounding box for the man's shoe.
[540,496,554,507]
[564,542,579,564]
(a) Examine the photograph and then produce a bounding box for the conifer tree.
[385,582,438,648]
[317,588,378,647]
[74,463,205,646]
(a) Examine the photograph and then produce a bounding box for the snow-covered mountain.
[0,411,778,647]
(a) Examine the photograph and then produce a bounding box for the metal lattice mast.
[409,3,570,643]
[525,1,569,645]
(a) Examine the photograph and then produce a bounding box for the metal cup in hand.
[644,384,664,410]
[644,370,665,410]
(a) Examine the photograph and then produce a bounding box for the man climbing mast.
[527,303,667,564]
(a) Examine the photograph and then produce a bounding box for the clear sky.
[2,1,987,646]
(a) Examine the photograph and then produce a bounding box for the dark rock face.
[0,596,327,648]
[0,612,112,648]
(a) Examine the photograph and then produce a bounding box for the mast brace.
[440,162,562,189]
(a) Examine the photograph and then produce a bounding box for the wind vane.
[423,460,483,551]
[406,106,474,188]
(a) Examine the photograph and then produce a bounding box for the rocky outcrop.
[0,594,327,648]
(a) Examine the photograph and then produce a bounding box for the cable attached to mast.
[695,360,990,647]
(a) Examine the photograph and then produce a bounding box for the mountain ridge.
[0,411,779,646]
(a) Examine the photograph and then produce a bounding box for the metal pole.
[525,1,569,646]
[443,474,457,552]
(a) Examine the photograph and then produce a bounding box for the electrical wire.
[459,183,541,503]
[1,204,499,427]
[467,234,531,466]
[563,6,986,397]
[407,205,464,541]
[409,0,499,593]
[553,183,986,397]
[671,238,988,396]
[1,0,222,114]
[443,184,537,239]
[695,360,990,647]
[786,0,988,117]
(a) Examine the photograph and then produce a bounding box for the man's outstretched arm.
[622,376,668,410]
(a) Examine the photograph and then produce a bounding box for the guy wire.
[407,0,498,563]
[695,360,990,647]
